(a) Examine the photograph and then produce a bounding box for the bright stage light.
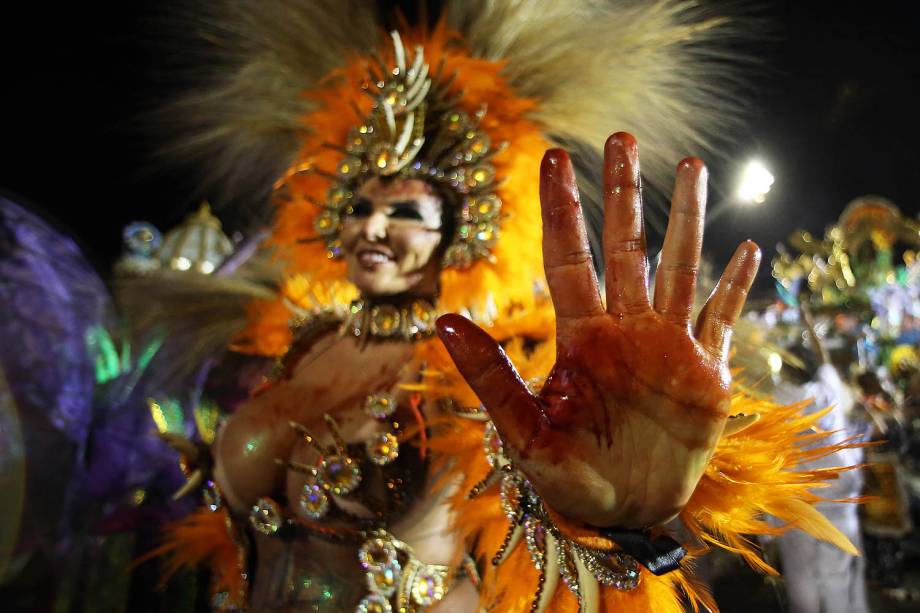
[736,160,774,205]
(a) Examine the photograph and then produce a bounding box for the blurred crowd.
[714,195,920,612]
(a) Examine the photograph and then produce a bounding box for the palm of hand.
[524,313,730,527]
[438,133,760,529]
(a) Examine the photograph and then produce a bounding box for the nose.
[362,211,388,241]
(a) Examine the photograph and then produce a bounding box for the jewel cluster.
[341,298,438,341]
[480,420,641,611]
[310,31,503,269]
[248,398,401,532]
[356,531,449,612]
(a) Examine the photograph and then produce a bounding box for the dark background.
[1,1,919,294]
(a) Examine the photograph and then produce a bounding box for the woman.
[152,4,860,612]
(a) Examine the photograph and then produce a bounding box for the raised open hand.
[437,133,760,529]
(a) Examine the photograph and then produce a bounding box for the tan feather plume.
[114,252,281,386]
[450,0,754,193]
[152,0,381,205]
[156,0,753,208]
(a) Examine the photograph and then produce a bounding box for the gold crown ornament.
[312,32,504,269]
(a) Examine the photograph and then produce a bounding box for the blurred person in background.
[771,301,869,613]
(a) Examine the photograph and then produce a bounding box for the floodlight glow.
[736,160,774,205]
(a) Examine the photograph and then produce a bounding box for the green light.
[87,326,121,384]
[137,336,164,372]
[244,433,267,456]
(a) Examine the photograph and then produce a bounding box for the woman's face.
[341,177,444,297]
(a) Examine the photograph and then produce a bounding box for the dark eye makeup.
[389,201,424,221]
[345,198,425,222]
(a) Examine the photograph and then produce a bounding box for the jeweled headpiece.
[312,32,503,269]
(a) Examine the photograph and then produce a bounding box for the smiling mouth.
[356,248,394,269]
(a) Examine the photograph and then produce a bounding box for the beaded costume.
[134,2,865,612]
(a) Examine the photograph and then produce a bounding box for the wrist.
[544,504,686,576]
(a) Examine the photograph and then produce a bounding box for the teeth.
[360,252,391,264]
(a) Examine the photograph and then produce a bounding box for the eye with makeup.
[344,198,429,224]
[388,201,425,222]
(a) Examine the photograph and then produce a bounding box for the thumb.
[436,313,540,450]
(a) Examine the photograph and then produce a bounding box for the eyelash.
[344,200,424,221]
[390,206,424,221]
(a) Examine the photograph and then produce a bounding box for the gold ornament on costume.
[250,497,284,535]
[474,430,642,610]
[367,432,400,466]
[313,31,504,269]
[342,297,439,341]
[356,530,449,612]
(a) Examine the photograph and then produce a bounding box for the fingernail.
[435,314,459,339]
[605,132,639,184]
[541,149,571,179]
[540,149,577,208]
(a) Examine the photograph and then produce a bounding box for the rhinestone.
[482,421,504,468]
[321,455,362,495]
[524,516,546,570]
[472,194,501,220]
[408,300,436,334]
[328,186,353,208]
[346,128,368,154]
[249,497,283,536]
[410,567,446,605]
[445,111,467,132]
[556,540,582,596]
[367,432,400,465]
[356,593,392,613]
[464,132,491,160]
[499,473,523,521]
[364,393,397,419]
[298,471,329,520]
[475,222,497,246]
[203,480,222,512]
[358,538,399,572]
[365,561,401,596]
[369,305,401,336]
[368,143,397,173]
[325,238,343,259]
[338,156,363,179]
[466,164,495,188]
[382,86,407,110]
[579,548,641,591]
[314,210,340,236]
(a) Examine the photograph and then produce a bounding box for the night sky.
[1,1,918,294]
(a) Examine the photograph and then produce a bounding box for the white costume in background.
[772,364,868,613]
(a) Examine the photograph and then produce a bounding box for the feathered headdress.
[150,0,751,356]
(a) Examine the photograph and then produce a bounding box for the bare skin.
[212,132,759,609]
[341,176,444,296]
[437,133,761,528]
[213,179,476,610]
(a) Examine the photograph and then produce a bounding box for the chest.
[273,332,457,554]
